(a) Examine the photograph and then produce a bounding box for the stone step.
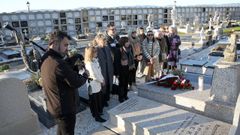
[104,96,232,135]
[138,83,235,123]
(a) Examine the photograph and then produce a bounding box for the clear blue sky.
[0,0,239,13]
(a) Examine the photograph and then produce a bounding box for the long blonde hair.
[84,46,97,63]
[92,33,107,47]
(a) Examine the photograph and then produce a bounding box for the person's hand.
[101,81,105,86]
[121,59,128,65]
[150,58,154,64]
[84,70,90,77]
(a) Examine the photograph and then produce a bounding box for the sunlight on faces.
[107,26,116,36]
[139,29,144,35]
[59,37,69,55]
[97,37,106,47]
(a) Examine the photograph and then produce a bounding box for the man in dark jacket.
[105,23,121,105]
[40,31,88,135]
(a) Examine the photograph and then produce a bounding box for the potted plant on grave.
[23,73,42,91]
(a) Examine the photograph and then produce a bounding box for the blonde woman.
[92,33,114,107]
[84,46,106,123]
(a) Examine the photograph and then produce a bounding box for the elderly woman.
[167,26,181,71]
[142,30,160,82]
[155,30,169,76]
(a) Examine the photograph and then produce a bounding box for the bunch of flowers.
[155,74,194,90]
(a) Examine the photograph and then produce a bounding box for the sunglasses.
[147,34,154,36]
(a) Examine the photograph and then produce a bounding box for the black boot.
[95,116,106,123]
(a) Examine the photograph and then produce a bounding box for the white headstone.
[0,78,41,135]
[209,18,213,30]
[185,23,191,33]
[199,27,205,43]
[146,14,153,32]
[23,29,28,37]
[171,1,177,27]
[0,35,4,44]
[120,21,125,29]
[213,11,218,24]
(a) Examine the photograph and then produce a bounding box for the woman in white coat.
[84,46,106,123]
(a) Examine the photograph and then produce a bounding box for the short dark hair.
[107,23,115,28]
[139,27,144,30]
[48,30,71,46]
[119,37,129,47]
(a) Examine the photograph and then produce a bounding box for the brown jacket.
[41,49,87,118]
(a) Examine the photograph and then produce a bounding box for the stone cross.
[171,1,177,27]
[209,18,213,30]
[0,34,4,44]
[199,27,205,43]
[193,15,200,31]
[121,21,125,29]
[185,23,191,33]
[223,33,237,62]
[178,15,183,27]
[213,11,218,24]
[146,14,153,31]
[216,15,220,26]
[23,29,28,37]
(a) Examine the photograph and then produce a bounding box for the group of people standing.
[40,23,181,135]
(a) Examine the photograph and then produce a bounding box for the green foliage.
[0,64,10,72]
[170,69,184,76]
[223,27,240,35]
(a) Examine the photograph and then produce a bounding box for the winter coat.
[85,58,104,94]
[105,33,121,76]
[97,46,114,92]
[40,49,88,118]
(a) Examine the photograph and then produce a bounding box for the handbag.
[111,76,119,95]
[88,80,92,95]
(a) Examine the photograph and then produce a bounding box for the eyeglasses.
[109,28,116,31]
[147,34,154,36]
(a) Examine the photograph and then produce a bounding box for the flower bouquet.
[154,72,194,90]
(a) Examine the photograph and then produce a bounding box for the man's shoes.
[95,117,106,123]
[125,96,129,100]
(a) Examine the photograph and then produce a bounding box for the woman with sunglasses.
[142,30,160,82]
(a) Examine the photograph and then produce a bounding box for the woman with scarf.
[118,37,135,103]
[142,30,160,82]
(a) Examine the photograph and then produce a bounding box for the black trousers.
[119,65,129,101]
[128,60,139,86]
[102,83,110,106]
[55,114,76,135]
[89,91,103,118]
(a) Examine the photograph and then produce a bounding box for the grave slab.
[104,96,232,135]
[138,82,235,123]
[0,78,41,135]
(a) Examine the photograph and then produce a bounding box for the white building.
[0,4,239,36]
